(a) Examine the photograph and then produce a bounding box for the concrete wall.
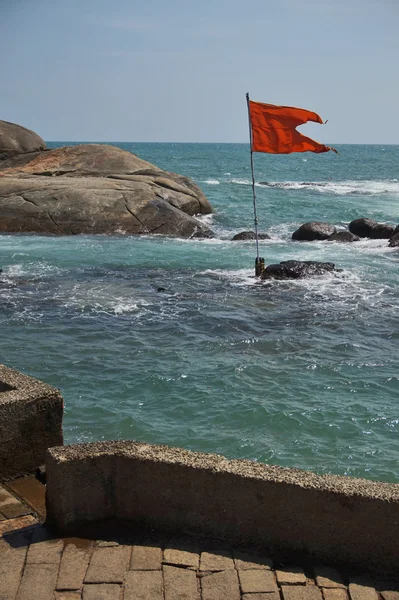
[46,440,399,574]
[0,364,63,480]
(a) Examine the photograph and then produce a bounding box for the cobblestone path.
[1,479,398,600]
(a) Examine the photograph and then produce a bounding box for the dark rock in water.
[0,126,214,238]
[0,120,46,160]
[261,260,340,280]
[231,230,271,241]
[389,232,399,247]
[328,231,360,242]
[349,218,395,239]
[292,222,336,241]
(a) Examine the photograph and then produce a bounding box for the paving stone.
[242,594,280,600]
[124,570,163,600]
[323,590,350,600]
[348,583,379,600]
[26,537,64,563]
[95,540,120,547]
[131,545,162,570]
[57,538,93,590]
[201,569,240,600]
[381,593,399,600]
[0,540,28,600]
[16,563,59,600]
[55,593,82,600]
[200,550,234,571]
[82,584,122,600]
[276,566,307,585]
[0,487,30,519]
[314,566,345,589]
[85,545,131,583]
[238,569,278,593]
[164,547,199,569]
[163,565,200,599]
[281,586,323,599]
[233,551,273,570]
[5,476,46,520]
[0,514,38,536]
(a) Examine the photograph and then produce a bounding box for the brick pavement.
[1,479,399,600]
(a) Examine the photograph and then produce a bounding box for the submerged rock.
[231,230,270,241]
[261,260,340,280]
[328,231,360,242]
[389,229,399,247]
[0,123,214,238]
[349,218,395,239]
[292,222,336,241]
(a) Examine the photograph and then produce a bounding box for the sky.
[1,0,398,143]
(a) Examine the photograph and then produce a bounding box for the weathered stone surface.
[242,594,280,600]
[201,570,240,600]
[163,565,200,600]
[5,476,46,521]
[82,584,122,600]
[0,486,30,519]
[200,550,234,571]
[381,592,399,600]
[54,592,82,600]
[16,563,59,600]
[281,586,323,599]
[0,120,46,160]
[348,582,379,599]
[84,545,131,583]
[323,590,350,600]
[0,539,28,600]
[349,218,395,239]
[231,230,270,241]
[0,141,214,238]
[0,514,38,536]
[130,545,162,570]
[238,569,278,593]
[261,260,339,280]
[233,551,273,570]
[57,539,93,589]
[328,231,360,242]
[276,566,307,585]
[292,221,336,241]
[314,566,345,588]
[124,570,163,600]
[164,546,199,568]
[26,537,63,563]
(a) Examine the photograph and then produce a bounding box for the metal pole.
[246,93,264,276]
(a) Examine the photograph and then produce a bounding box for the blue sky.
[1,0,398,143]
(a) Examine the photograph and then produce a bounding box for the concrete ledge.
[0,364,63,480]
[46,441,399,574]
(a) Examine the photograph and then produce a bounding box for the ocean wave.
[203,179,220,185]
[258,180,399,196]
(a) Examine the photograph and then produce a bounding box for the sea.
[1,142,398,483]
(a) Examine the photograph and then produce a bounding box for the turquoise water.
[1,143,399,482]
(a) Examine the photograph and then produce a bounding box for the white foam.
[259,180,399,196]
[203,179,220,185]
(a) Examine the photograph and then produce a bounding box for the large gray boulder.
[0,120,46,160]
[231,230,270,241]
[292,222,336,241]
[261,260,340,280]
[0,141,214,237]
[328,231,360,243]
[349,218,395,239]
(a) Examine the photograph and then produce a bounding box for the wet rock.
[0,120,46,160]
[231,230,270,241]
[389,231,399,247]
[261,260,340,280]
[348,218,395,239]
[0,134,214,237]
[328,231,360,242]
[292,222,336,241]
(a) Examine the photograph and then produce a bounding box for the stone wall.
[0,364,63,480]
[46,440,399,575]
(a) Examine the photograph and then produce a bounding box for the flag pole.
[246,93,264,277]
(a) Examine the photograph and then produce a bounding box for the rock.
[231,231,270,241]
[261,260,339,280]
[348,218,395,239]
[0,141,214,237]
[292,222,336,241]
[328,231,360,242]
[389,232,399,247]
[0,120,46,160]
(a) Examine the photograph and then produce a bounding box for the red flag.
[248,101,337,154]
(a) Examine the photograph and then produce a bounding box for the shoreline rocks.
[231,231,271,241]
[348,218,395,239]
[292,222,336,241]
[261,260,340,280]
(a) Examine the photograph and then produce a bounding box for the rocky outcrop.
[292,222,336,241]
[231,231,270,241]
[0,130,214,237]
[328,231,360,243]
[261,260,340,280]
[389,226,399,247]
[348,218,395,239]
[0,120,46,160]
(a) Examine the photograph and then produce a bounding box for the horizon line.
[44,140,399,146]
